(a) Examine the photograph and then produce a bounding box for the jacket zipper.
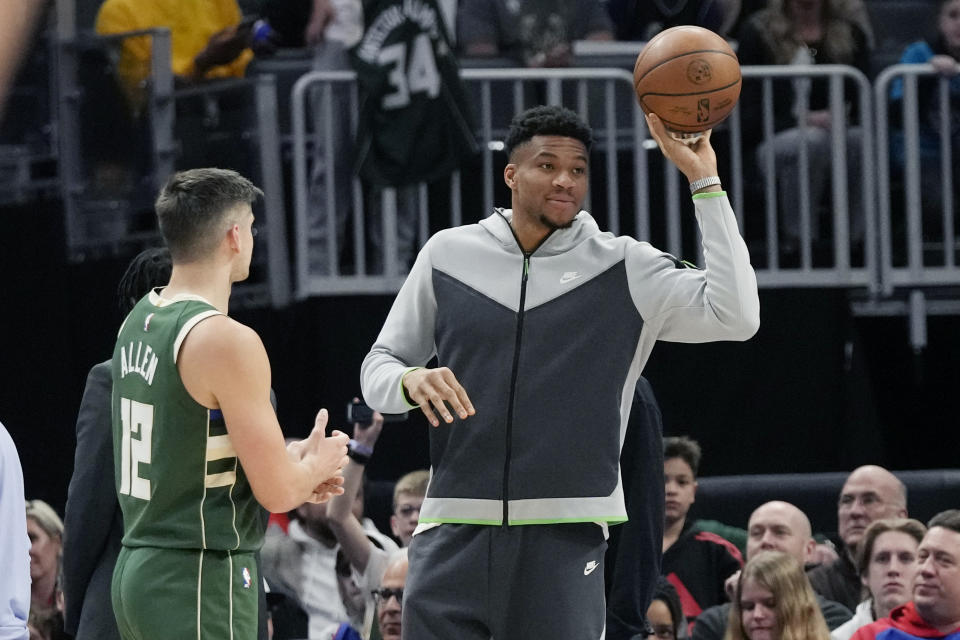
[502,253,529,528]
[499,211,554,528]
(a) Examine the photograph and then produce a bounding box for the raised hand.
[644,113,719,185]
[402,367,475,427]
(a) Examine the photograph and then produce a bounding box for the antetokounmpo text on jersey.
[355,0,442,64]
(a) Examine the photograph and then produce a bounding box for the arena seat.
[369,469,960,544]
[692,468,960,537]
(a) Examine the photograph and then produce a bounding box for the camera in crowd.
[346,399,408,425]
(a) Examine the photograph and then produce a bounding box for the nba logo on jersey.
[143,313,154,332]
[242,567,252,589]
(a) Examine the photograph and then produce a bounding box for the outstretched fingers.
[405,367,476,427]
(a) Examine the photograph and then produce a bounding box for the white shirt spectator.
[0,421,30,640]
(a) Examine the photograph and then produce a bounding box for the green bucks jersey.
[111,290,265,551]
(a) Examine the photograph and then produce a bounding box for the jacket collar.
[480,208,600,256]
[890,602,960,637]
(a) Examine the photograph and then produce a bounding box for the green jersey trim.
[691,191,727,200]
[148,289,216,307]
[418,517,503,526]
[173,310,222,364]
[419,516,628,526]
[509,516,628,525]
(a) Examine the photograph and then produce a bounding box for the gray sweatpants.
[402,523,607,639]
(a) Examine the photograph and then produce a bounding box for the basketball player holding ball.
[362,99,760,637]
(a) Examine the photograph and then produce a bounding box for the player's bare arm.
[401,367,475,427]
[645,113,722,193]
[284,414,348,503]
[178,315,348,512]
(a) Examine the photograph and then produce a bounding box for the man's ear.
[227,224,241,252]
[803,538,817,563]
[390,514,400,537]
[504,164,517,189]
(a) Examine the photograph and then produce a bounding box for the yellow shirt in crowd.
[95,0,253,109]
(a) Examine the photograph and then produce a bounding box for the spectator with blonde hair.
[831,518,926,640]
[25,500,63,616]
[849,510,960,640]
[693,501,851,640]
[390,470,428,548]
[725,551,832,640]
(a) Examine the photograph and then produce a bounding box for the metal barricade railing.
[460,68,648,239]
[0,26,58,206]
[57,27,174,260]
[55,24,290,307]
[729,65,877,291]
[291,65,878,297]
[291,67,649,298]
[875,63,960,293]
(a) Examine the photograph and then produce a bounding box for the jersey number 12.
[119,397,153,500]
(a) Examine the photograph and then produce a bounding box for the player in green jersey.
[111,168,348,640]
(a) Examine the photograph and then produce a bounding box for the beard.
[537,213,576,231]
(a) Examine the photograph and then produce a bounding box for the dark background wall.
[3,198,958,518]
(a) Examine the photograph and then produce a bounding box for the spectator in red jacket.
[850,510,960,640]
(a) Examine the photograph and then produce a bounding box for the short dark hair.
[155,168,263,263]
[855,518,927,576]
[117,247,172,314]
[664,436,702,477]
[504,105,593,159]
[928,509,960,535]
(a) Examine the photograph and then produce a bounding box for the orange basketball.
[633,26,741,134]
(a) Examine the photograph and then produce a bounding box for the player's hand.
[302,410,349,475]
[286,437,306,461]
[402,367,475,427]
[307,476,345,503]
[645,113,718,185]
[286,407,332,461]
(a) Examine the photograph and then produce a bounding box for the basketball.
[633,26,741,134]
